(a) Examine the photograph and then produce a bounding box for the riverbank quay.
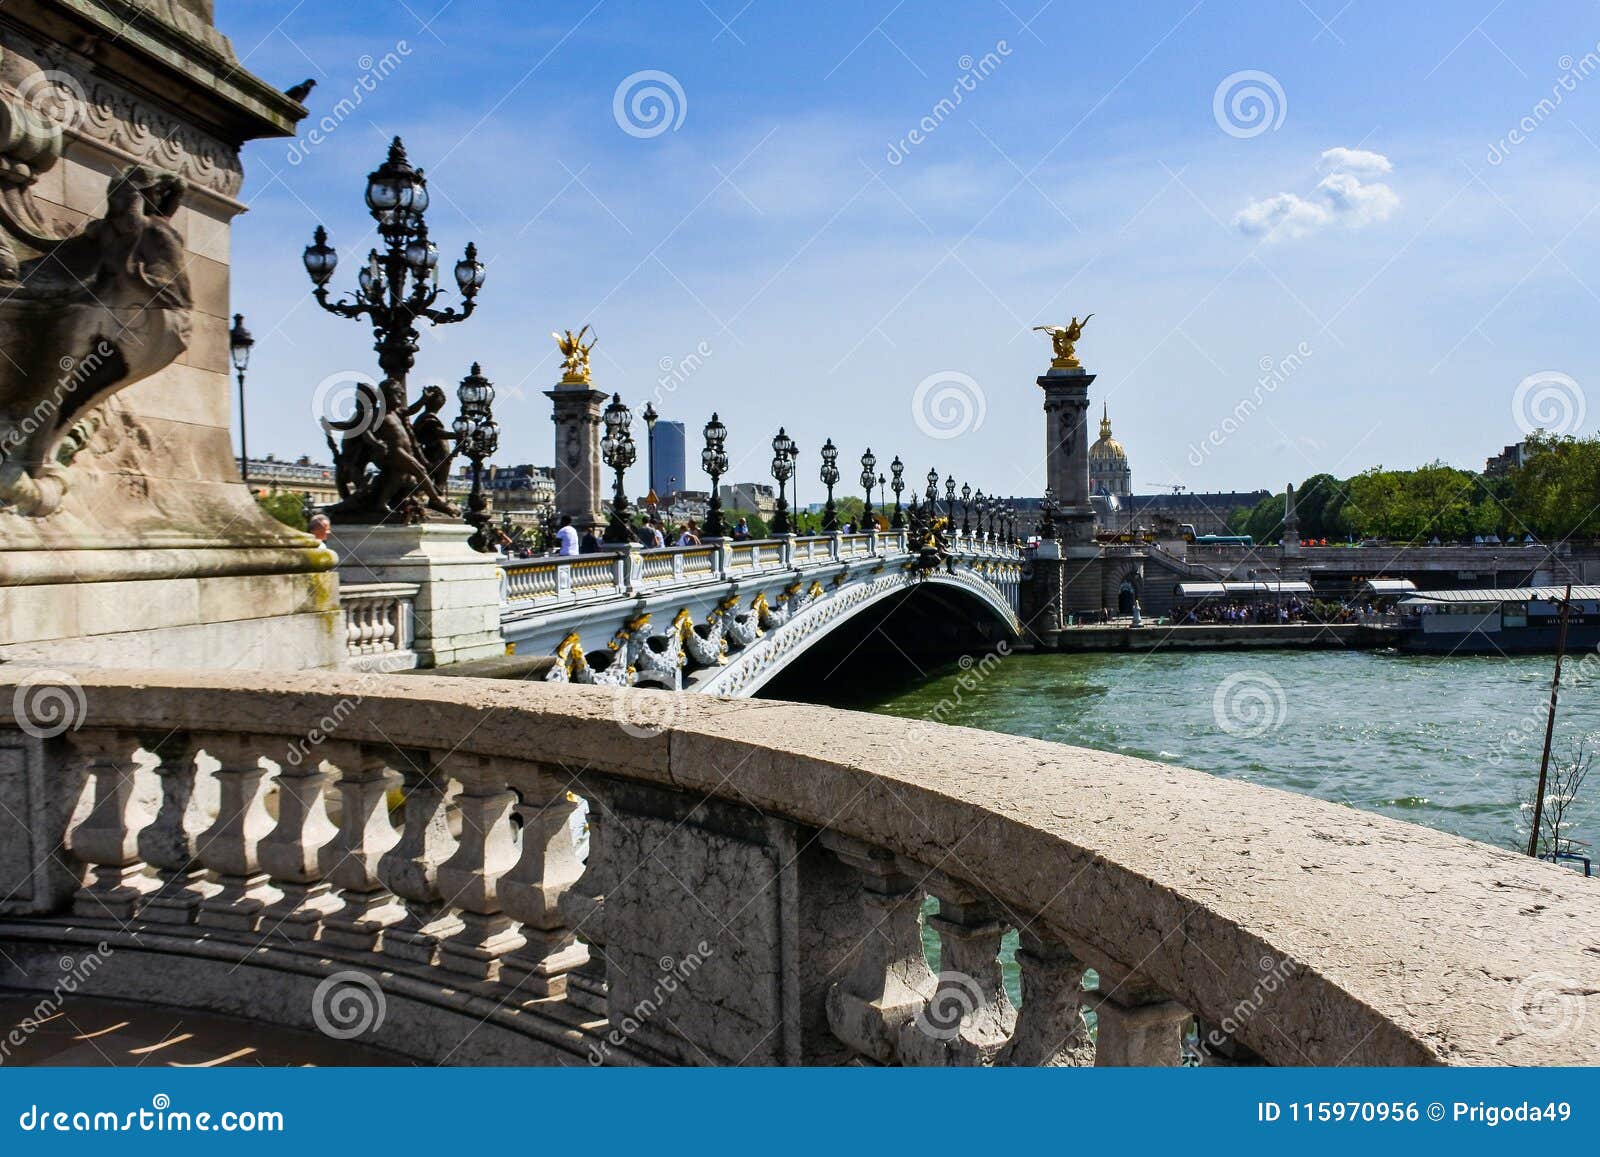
[1034,622,1401,652]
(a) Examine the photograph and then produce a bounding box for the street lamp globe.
[453,242,485,298]
[228,313,253,373]
[302,225,337,286]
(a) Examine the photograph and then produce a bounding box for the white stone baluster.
[499,767,588,998]
[822,835,936,1064]
[899,881,1016,1065]
[257,743,341,940]
[377,748,462,965]
[320,742,405,951]
[195,733,281,931]
[136,733,216,924]
[1091,963,1191,1066]
[996,928,1094,1065]
[557,785,610,1013]
[436,753,523,980]
[64,729,155,921]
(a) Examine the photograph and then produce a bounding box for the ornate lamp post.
[819,438,840,531]
[454,363,499,551]
[790,442,801,530]
[701,412,729,538]
[960,482,972,537]
[974,490,987,541]
[642,400,659,508]
[889,455,905,528]
[302,137,486,524]
[770,427,795,534]
[944,475,957,533]
[228,313,254,488]
[859,447,877,531]
[601,393,636,543]
[925,468,939,526]
[878,473,886,520]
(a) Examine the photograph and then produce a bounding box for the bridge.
[496,529,1025,697]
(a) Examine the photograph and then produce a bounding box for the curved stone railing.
[4,669,1588,1066]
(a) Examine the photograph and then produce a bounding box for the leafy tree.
[257,491,307,531]
[1508,434,1600,540]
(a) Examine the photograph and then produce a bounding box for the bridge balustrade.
[1,670,1586,1067]
[500,531,973,612]
[339,583,419,672]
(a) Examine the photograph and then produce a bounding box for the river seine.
[845,649,1600,857]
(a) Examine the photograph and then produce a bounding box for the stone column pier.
[547,378,608,532]
[1039,366,1105,614]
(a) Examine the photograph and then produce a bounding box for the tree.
[257,490,307,531]
[1519,737,1592,861]
[1508,434,1600,540]
[726,508,769,538]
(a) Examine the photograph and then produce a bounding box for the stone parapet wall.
[1,668,1593,1066]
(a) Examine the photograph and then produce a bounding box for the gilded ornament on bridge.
[1033,313,1093,370]
[553,325,597,383]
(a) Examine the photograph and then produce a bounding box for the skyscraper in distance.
[651,419,687,499]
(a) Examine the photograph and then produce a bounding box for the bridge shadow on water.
[758,582,1014,710]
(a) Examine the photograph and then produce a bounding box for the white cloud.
[1234,147,1399,240]
[1317,147,1392,177]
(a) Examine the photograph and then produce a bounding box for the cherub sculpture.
[1032,313,1093,370]
[553,324,596,383]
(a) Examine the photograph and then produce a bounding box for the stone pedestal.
[330,523,504,668]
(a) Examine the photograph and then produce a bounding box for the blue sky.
[223,0,1600,499]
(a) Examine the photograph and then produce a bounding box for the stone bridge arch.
[698,567,1021,698]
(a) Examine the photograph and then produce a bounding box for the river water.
[846,649,1600,857]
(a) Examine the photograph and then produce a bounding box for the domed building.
[1088,404,1132,497]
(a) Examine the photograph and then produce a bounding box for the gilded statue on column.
[553,325,597,384]
[1033,314,1093,370]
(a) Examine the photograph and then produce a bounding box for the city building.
[651,419,687,499]
[480,463,556,525]
[241,454,338,504]
[719,481,776,520]
[1485,440,1531,477]
[1089,405,1132,497]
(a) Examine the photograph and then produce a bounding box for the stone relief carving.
[0,162,192,516]
[0,35,243,202]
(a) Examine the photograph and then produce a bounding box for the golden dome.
[1089,404,1126,461]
